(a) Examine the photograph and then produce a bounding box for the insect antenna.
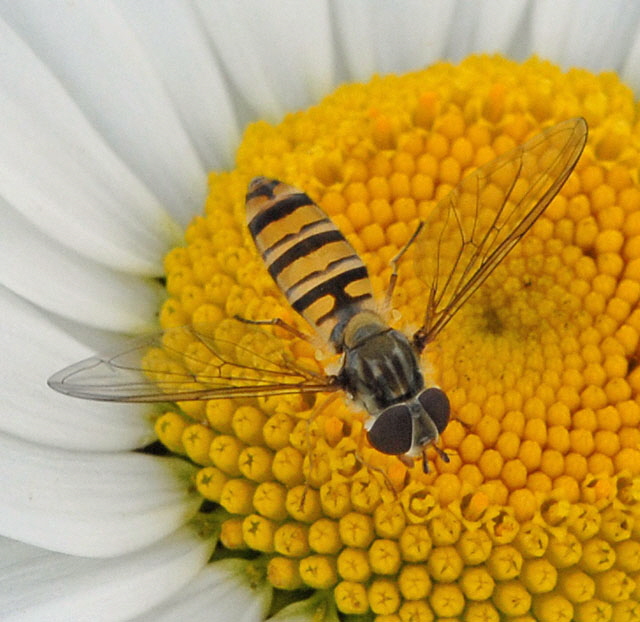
[420,445,451,474]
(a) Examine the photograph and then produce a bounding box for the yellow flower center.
[155,54,640,619]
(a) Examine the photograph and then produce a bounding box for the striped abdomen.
[246,177,374,348]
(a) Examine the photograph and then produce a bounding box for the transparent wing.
[48,318,337,402]
[412,117,588,347]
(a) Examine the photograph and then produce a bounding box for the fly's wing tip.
[567,116,588,148]
[47,357,90,392]
[47,373,64,393]
[573,116,588,132]
[46,356,134,400]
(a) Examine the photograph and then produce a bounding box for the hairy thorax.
[338,311,425,416]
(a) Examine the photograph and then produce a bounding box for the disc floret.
[156,55,640,618]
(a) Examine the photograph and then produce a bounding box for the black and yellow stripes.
[246,177,374,346]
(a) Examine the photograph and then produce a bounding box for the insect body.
[49,118,588,472]
[245,176,450,467]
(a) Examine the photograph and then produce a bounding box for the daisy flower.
[2,2,640,621]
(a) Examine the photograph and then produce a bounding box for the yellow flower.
[158,55,640,618]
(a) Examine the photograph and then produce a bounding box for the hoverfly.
[49,118,588,473]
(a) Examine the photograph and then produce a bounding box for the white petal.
[0,14,183,275]
[267,592,338,622]
[0,527,214,622]
[0,3,209,227]
[0,432,201,557]
[0,203,164,333]
[334,0,456,80]
[114,0,241,170]
[331,0,378,80]
[621,24,640,91]
[531,0,640,72]
[133,559,273,622]
[196,0,335,121]
[0,286,154,451]
[444,0,529,61]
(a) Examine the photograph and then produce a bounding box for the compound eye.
[418,388,450,434]
[367,405,412,455]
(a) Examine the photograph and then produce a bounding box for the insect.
[49,117,588,473]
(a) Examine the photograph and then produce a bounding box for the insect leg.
[354,446,402,497]
[298,392,342,509]
[233,315,313,342]
[354,434,412,496]
[385,221,425,307]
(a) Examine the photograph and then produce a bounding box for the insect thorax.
[338,311,425,417]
